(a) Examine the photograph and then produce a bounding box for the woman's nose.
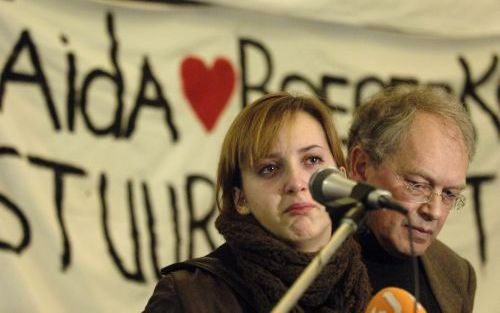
[283,166,308,194]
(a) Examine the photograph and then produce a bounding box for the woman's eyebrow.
[298,144,325,153]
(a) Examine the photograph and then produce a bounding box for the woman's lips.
[285,203,315,215]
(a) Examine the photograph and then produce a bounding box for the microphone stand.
[271,199,366,313]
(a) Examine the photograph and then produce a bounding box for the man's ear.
[349,145,369,181]
[233,187,250,215]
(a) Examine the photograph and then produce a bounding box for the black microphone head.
[309,167,342,204]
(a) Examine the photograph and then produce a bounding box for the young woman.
[143,92,371,313]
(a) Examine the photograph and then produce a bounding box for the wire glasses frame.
[395,174,466,210]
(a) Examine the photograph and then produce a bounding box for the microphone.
[365,287,427,313]
[309,167,408,214]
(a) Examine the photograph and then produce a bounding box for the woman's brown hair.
[216,92,345,216]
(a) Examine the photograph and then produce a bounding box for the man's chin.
[398,241,429,257]
[383,239,429,258]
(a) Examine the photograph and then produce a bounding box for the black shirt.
[356,228,441,313]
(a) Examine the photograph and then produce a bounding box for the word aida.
[1,13,497,139]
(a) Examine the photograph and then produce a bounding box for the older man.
[347,85,476,313]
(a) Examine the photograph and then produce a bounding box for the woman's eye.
[305,155,323,166]
[258,164,278,176]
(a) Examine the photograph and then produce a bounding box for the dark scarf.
[215,213,371,313]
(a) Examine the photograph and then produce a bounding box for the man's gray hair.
[347,84,476,167]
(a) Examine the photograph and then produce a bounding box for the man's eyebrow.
[446,185,467,192]
[404,170,466,190]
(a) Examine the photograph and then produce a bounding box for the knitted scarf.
[215,213,371,313]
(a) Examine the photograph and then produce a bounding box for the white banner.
[0,0,498,312]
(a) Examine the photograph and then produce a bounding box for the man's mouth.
[404,225,433,242]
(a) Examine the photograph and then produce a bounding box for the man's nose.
[418,192,447,221]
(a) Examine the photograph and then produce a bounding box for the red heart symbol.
[181,56,236,132]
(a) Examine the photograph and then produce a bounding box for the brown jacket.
[142,244,256,313]
[421,240,476,313]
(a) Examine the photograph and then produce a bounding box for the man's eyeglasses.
[395,175,465,210]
